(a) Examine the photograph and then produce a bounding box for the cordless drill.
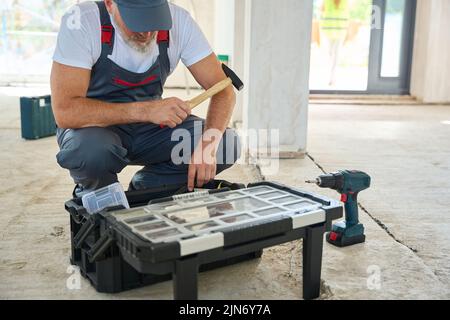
[306,170,371,247]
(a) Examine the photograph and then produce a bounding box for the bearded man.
[51,0,240,197]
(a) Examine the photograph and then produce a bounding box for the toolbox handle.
[65,200,88,224]
[87,228,115,263]
[72,204,124,249]
[73,216,98,249]
[28,95,51,108]
[149,187,231,205]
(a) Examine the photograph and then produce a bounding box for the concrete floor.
[0,87,449,299]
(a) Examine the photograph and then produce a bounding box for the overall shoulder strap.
[157,30,171,74]
[96,1,115,56]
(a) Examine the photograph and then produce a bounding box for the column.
[411,0,450,104]
[237,0,313,158]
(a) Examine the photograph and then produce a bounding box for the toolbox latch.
[87,228,115,263]
[73,216,98,249]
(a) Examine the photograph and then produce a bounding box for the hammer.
[188,63,244,109]
[160,64,244,128]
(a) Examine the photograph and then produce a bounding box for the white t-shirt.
[53,1,212,74]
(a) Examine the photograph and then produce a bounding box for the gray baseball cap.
[115,0,172,32]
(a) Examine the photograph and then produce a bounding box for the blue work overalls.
[56,1,240,196]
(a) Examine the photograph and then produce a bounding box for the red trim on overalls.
[101,25,113,46]
[106,30,168,87]
[113,75,158,87]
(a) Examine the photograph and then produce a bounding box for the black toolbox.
[65,180,343,299]
[65,180,261,293]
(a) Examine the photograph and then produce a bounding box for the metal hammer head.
[222,64,244,91]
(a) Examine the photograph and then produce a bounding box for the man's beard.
[125,32,157,54]
[112,14,157,54]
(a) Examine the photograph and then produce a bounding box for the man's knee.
[56,128,128,178]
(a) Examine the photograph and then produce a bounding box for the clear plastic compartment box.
[82,183,130,214]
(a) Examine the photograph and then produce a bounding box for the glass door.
[310,0,373,91]
[368,0,416,94]
[309,0,416,94]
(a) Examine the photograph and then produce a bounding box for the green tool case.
[20,95,57,140]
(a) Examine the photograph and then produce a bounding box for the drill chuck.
[317,174,337,188]
[316,173,344,190]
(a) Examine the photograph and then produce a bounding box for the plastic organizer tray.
[112,185,323,244]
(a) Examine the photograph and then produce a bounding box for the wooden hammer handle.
[159,78,232,128]
[188,78,232,109]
